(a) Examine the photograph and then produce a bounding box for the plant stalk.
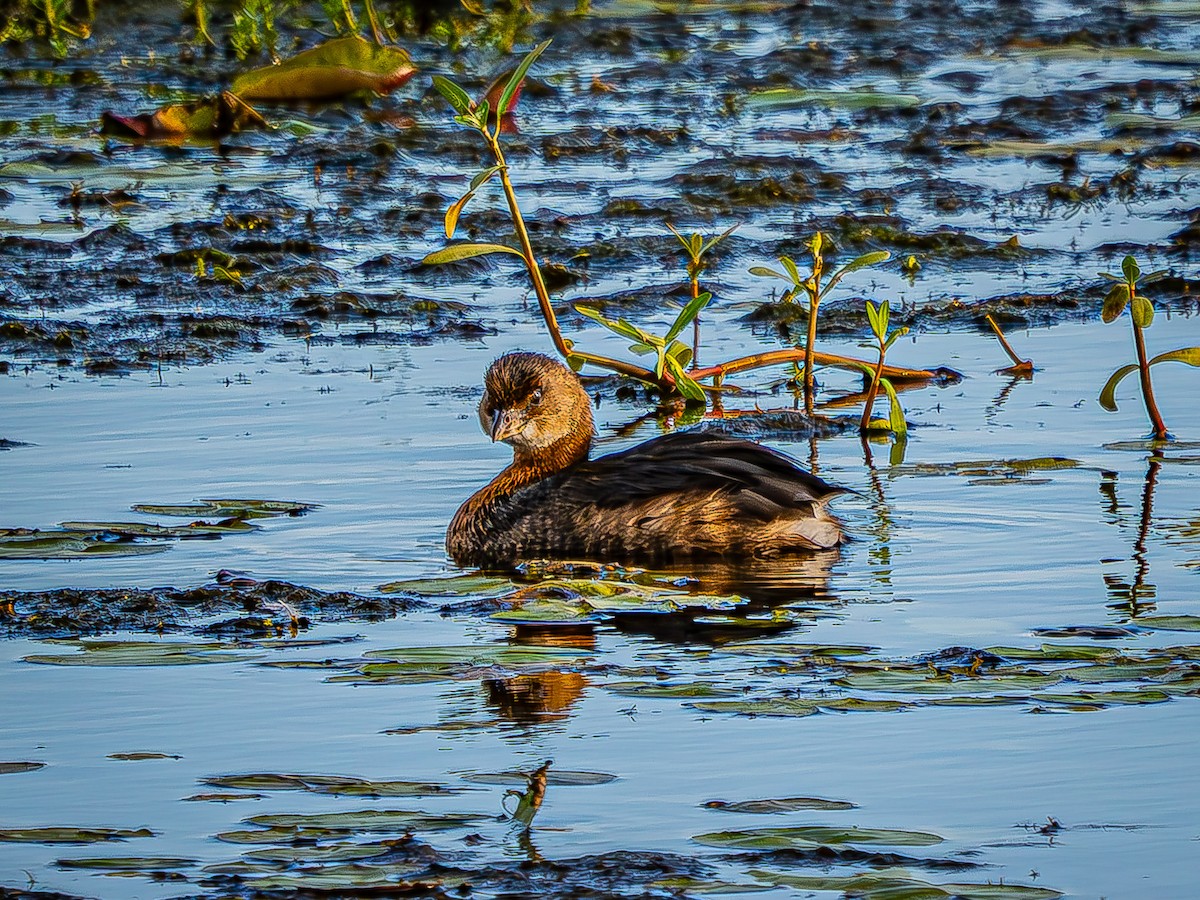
[860,352,885,433]
[691,348,948,384]
[1131,311,1169,440]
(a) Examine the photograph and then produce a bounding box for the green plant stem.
[363,0,384,44]
[690,348,944,385]
[803,283,820,415]
[860,351,885,433]
[689,273,701,365]
[488,136,658,384]
[1131,312,1169,440]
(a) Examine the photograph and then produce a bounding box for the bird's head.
[478,352,594,466]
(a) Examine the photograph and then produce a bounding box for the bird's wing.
[550,431,844,518]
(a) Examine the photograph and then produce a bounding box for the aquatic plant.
[751,236,889,413]
[858,299,908,438]
[424,42,948,407]
[1098,255,1200,441]
[0,0,93,56]
[665,222,737,363]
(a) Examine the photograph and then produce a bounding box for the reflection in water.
[860,436,898,589]
[484,671,588,725]
[1100,452,1162,618]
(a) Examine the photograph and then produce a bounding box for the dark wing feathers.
[551,431,841,517]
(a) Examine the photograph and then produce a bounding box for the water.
[3,0,1200,897]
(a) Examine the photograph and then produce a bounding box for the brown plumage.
[446,352,847,569]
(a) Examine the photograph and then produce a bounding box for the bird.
[446,352,846,570]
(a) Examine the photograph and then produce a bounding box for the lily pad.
[379,575,514,596]
[604,681,740,698]
[101,92,266,140]
[458,769,616,786]
[749,87,921,110]
[55,857,195,870]
[0,827,154,844]
[490,598,602,626]
[232,36,417,101]
[60,519,256,536]
[202,773,461,797]
[108,752,182,761]
[132,498,318,519]
[692,824,943,850]
[0,529,171,560]
[750,869,1061,898]
[244,809,483,832]
[1134,615,1200,632]
[703,797,857,813]
[23,641,257,667]
[0,762,45,775]
[689,698,819,717]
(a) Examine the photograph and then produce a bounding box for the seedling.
[751,236,889,413]
[665,222,737,363]
[858,299,909,438]
[577,293,712,402]
[1098,255,1200,441]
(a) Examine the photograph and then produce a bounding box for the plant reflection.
[1100,451,1162,618]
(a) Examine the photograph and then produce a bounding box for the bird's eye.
[529,388,543,406]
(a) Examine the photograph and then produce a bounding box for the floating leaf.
[55,857,195,870]
[1135,615,1200,632]
[379,574,513,596]
[749,88,921,109]
[689,698,819,717]
[202,773,460,797]
[60,520,256,536]
[692,824,943,850]
[703,797,856,813]
[0,529,171,560]
[459,769,616,786]
[101,92,265,140]
[0,762,45,775]
[232,36,416,101]
[0,827,154,844]
[490,598,601,626]
[605,681,740,698]
[244,809,483,833]
[108,752,182,761]
[23,641,257,667]
[132,499,317,519]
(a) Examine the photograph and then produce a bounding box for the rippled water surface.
[2,1,1200,898]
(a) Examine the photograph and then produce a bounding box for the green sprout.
[751,235,889,413]
[1098,255,1200,441]
[576,293,712,403]
[858,299,909,438]
[665,222,737,363]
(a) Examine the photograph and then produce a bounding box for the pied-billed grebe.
[446,352,846,569]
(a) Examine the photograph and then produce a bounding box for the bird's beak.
[489,407,521,443]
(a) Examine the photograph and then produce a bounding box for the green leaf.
[780,256,801,286]
[670,343,693,368]
[231,36,417,101]
[629,341,656,356]
[1149,346,1200,367]
[1099,363,1139,411]
[1121,254,1141,283]
[497,39,551,120]
[749,266,786,280]
[1101,283,1131,323]
[1131,295,1154,328]
[469,165,502,191]
[444,191,475,240]
[880,377,907,437]
[883,324,910,350]
[700,223,739,256]
[421,243,524,265]
[822,249,891,297]
[665,356,707,402]
[432,75,473,115]
[865,300,885,340]
[665,291,713,343]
